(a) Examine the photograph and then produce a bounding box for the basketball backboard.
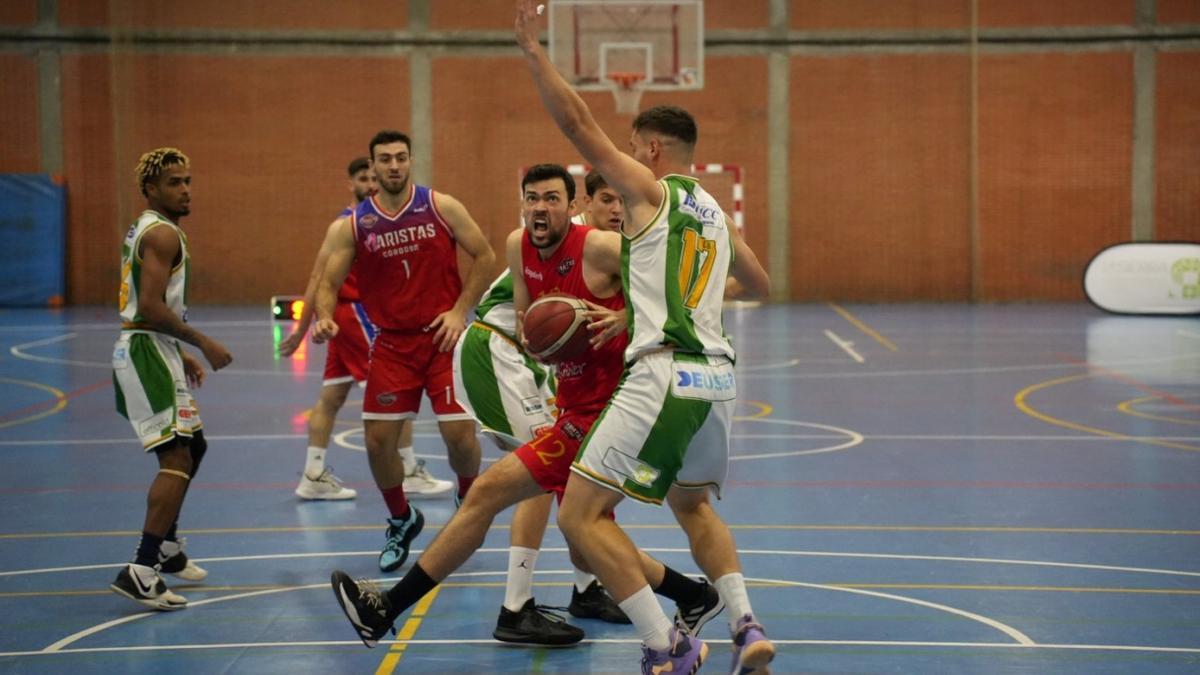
[548,0,704,96]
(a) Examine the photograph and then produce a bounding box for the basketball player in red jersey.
[331,164,722,648]
[313,131,496,572]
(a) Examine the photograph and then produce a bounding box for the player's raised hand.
[580,298,627,348]
[515,0,544,52]
[312,318,339,344]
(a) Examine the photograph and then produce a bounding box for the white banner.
[1083,243,1200,315]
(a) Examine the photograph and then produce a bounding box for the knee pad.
[189,430,208,471]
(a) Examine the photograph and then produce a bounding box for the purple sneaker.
[641,627,708,674]
[729,614,775,674]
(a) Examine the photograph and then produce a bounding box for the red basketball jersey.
[351,185,462,332]
[521,225,626,416]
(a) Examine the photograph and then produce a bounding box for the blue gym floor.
[0,303,1197,674]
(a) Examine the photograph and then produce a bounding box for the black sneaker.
[493,598,585,646]
[331,570,395,647]
[379,507,425,572]
[110,563,188,611]
[568,580,632,624]
[673,577,724,637]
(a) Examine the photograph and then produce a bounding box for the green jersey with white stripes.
[622,174,733,361]
[475,270,516,339]
[119,210,190,325]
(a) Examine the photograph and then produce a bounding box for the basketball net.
[607,72,646,115]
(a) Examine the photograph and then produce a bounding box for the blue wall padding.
[0,175,66,306]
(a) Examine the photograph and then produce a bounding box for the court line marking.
[1118,395,1200,426]
[5,639,1200,659]
[7,546,1200,582]
[1056,353,1200,414]
[8,332,321,377]
[736,358,802,372]
[39,569,1032,653]
[377,586,441,675]
[827,302,898,352]
[4,522,1200,544]
[743,351,1200,380]
[1014,374,1200,453]
[0,320,273,333]
[824,329,865,363]
[0,377,68,429]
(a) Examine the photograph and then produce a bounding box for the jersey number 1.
[677,229,716,309]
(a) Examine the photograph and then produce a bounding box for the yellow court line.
[827,302,898,352]
[0,377,68,430]
[1014,374,1200,453]
[1118,395,1200,426]
[3,523,1200,540]
[733,399,774,420]
[376,586,441,675]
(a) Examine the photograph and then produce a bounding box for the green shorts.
[452,322,556,449]
[112,331,201,451]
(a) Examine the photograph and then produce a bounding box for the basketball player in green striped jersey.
[110,148,233,611]
[518,2,775,673]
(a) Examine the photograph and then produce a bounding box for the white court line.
[824,329,865,363]
[8,333,322,376]
[736,358,803,371]
[39,568,1034,653]
[0,320,272,333]
[742,351,1200,380]
[6,639,1200,659]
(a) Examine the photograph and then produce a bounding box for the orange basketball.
[523,293,591,363]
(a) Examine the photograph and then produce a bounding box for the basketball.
[523,293,591,363]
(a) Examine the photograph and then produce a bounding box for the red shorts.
[323,301,375,386]
[363,329,470,421]
[515,412,596,502]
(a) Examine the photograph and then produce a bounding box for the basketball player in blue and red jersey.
[280,157,452,501]
[313,131,496,572]
[330,164,722,649]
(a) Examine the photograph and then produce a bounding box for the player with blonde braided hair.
[110,147,233,611]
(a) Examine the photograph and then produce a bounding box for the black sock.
[134,531,164,567]
[655,566,705,604]
[384,563,438,622]
[165,522,178,543]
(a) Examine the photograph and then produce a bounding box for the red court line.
[1054,353,1200,413]
[0,379,110,424]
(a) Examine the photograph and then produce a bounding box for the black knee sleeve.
[189,429,207,472]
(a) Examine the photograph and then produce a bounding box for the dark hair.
[347,156,370,176]
[368,130,412,159]
[632,105,697,146]
[584,170,610,197]
[522,163,575,202]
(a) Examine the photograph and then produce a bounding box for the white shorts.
[452,321,556,449]
[112,331,202,451]
[571,350,735,504]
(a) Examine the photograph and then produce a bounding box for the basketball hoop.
[606,71,645,115]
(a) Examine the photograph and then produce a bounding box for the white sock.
[714,572,753,630]
[304,446,325,479]
[574,568,596,592]
[617,585,673,651]
[398,446,417,473]
[504,546,539,612]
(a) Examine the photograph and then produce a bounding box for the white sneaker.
[158,537,208,581]
[110,563,188,611]
[295,467,357,500]
[403,459,454,498]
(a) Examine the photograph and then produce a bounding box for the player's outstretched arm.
[136,225,233,370]
[514,0,659,209]
[430,192,497,352]
[280,216,345,356]
[725,214,770,299]
[313,218,355,344]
